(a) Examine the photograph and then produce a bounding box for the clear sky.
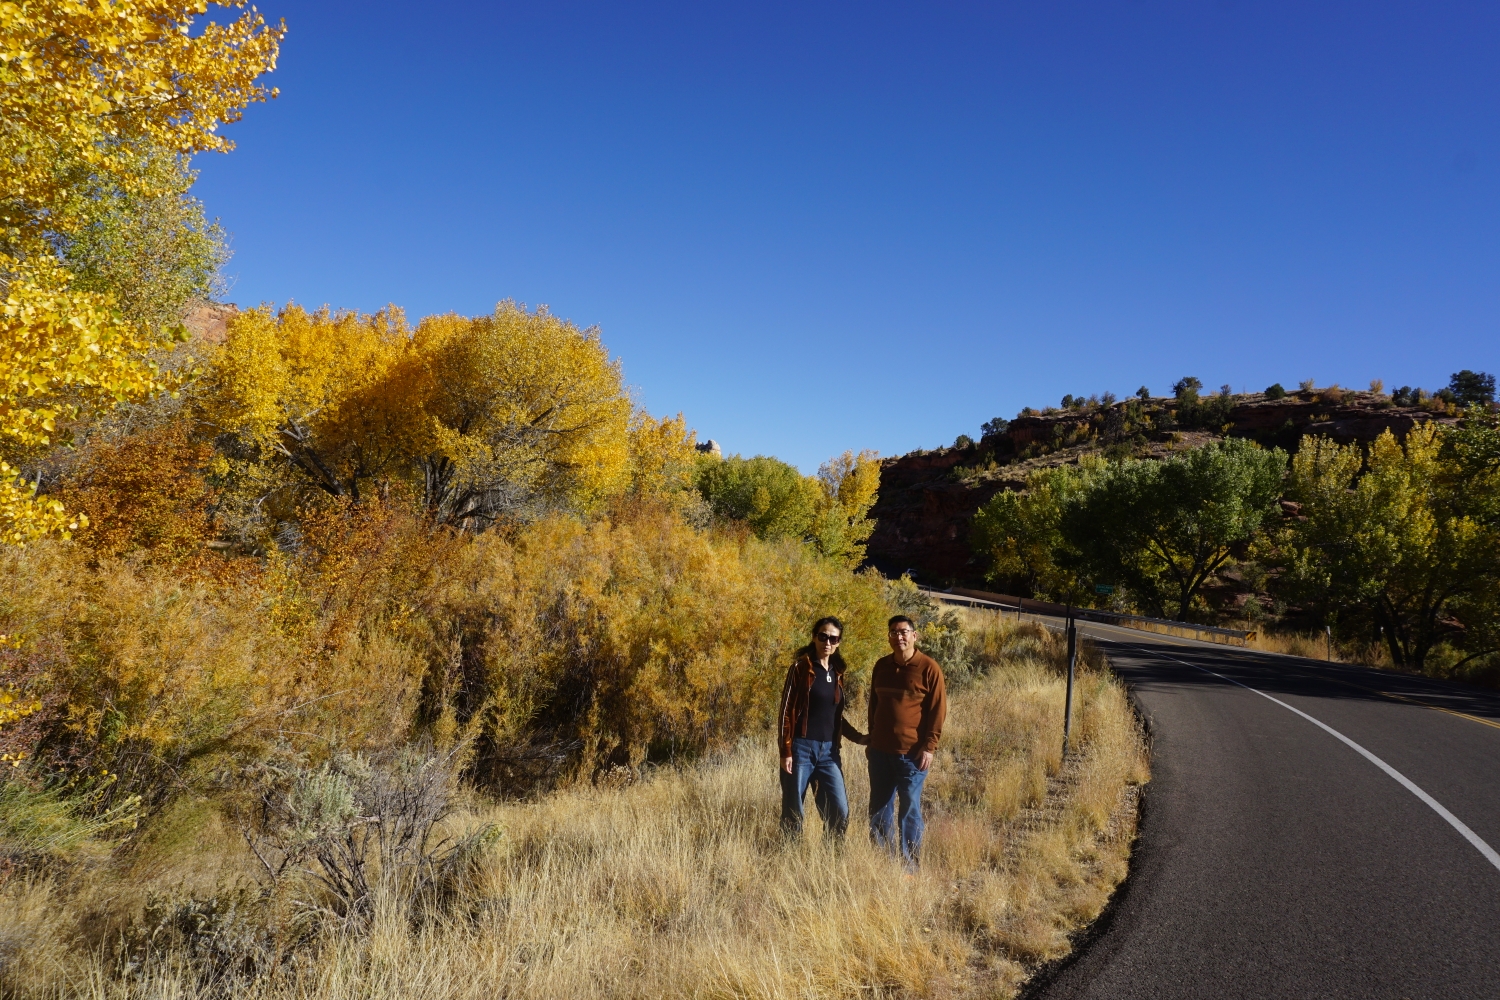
[195,1,1500,472]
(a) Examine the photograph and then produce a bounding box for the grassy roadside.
[1,618,1148,999]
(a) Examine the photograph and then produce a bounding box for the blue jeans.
[780,738,850,838]
[867,748,928,864]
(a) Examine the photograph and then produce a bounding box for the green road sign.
[1095,584,1115,595]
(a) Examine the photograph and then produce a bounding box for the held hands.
[783,756,794,774]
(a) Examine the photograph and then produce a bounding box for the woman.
[777,616,867,838]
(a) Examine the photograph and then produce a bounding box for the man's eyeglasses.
[816,632,842,644]
[889,629,916,638]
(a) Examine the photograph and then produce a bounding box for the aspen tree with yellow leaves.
[0,1,282,543]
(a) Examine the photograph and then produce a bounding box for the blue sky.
[196,1,1500,472]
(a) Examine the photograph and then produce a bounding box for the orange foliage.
[60,423,214,561]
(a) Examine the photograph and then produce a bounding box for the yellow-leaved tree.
[0,0,283,542]
[812,449,882,565]
[413,304,632,522]
[199,302,633,541]
[625,410,702,512]
[1281,426,1500,670]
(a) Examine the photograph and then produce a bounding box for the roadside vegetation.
[965,377,1500,685]
[2,612,1146,1000]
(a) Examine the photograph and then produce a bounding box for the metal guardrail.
[1072,607,1254,641]
[918,586,1256,646]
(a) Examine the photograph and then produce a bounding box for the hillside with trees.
[869,375,1500,682]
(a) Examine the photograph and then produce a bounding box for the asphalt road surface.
[1025,619,1500,1000]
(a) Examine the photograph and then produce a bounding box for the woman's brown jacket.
[777,647,867,763]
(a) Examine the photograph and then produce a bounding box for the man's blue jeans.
[867,747,928,864]
[780,738,850,838]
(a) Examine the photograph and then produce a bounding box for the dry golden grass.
[1,619,1148,1000]
[1248,630,1394,669]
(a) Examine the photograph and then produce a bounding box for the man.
[865,614,947,864]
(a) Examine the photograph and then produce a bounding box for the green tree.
[1442,406,1500,527]
[695,455,821,541]
[971,463,1096,602]
[61,158,229,338]
[1172,376,1202,401]
[696,451,881,564]
[1063,439,1285,619]
[1281,426,1500,670]
[1448,370,1496,407]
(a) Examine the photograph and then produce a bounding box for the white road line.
[1121,642,1500,876]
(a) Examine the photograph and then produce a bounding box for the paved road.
[1026,620,1500,1000]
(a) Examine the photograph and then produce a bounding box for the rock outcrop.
[182,301,238,345]
[864,391,1455,586]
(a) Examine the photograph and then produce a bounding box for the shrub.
[1264,383,1286,399]
[954,433,975,449]
[58,420,215,562]
[231,744,497,927]
[3,506,894,803]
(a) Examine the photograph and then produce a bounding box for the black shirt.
[804,663,839,742]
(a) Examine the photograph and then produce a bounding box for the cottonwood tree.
[412,306,632,524]
[0,1,281,542]
[971,463,1097,603]
[625,410,701,510]
[199,302,633,541]
[695,450,881,564]
[1062,439,1286,620]
[1283,425,1500,670]
[811,450,881,566]
[696,455,822,542]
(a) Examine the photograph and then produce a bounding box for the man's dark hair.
[888,615,915,630]
[811,616,844,638]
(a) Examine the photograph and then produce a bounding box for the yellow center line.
[1368,688,1500,731]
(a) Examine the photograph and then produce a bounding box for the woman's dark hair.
[811,616,844,639]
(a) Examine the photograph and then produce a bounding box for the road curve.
[1026,620,1500,1000]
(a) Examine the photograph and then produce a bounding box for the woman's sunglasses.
[815,632,842,644]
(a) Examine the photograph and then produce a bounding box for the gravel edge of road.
[1017,647,1155,999]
